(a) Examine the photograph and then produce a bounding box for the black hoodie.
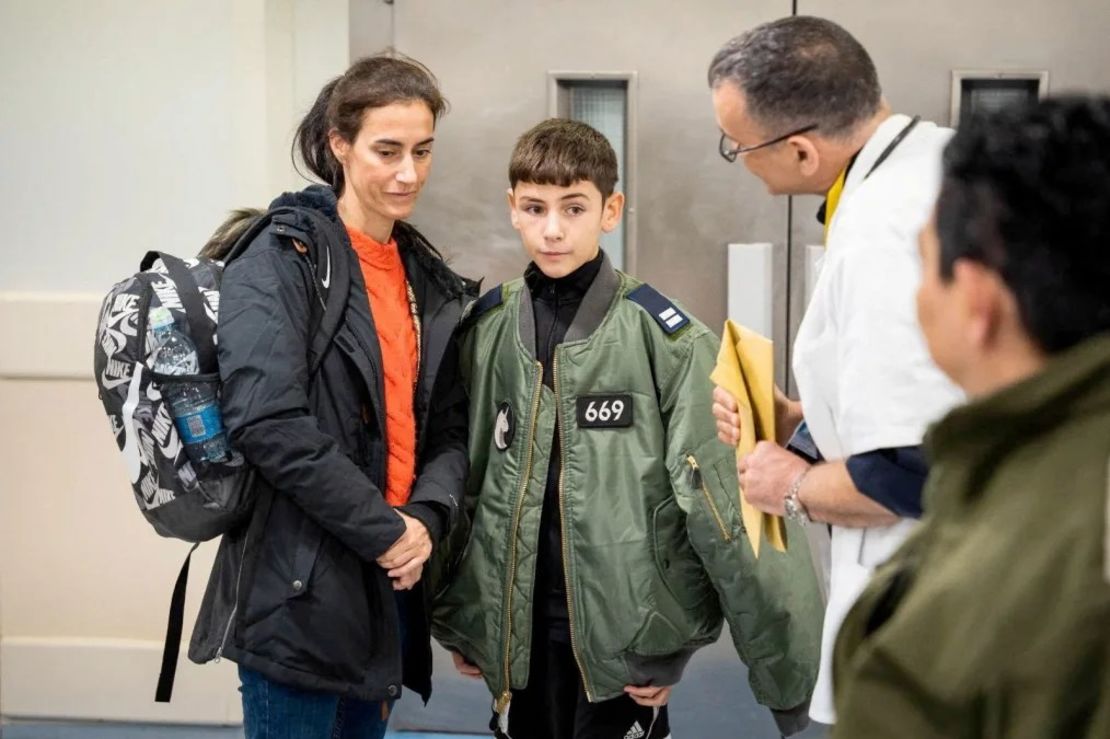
[524,251,604,643]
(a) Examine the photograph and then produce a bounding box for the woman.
[188,54,474,738]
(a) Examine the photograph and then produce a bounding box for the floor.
[0,724,470,739]
[0,630,831,738]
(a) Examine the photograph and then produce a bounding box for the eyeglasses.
[718,123,819,163]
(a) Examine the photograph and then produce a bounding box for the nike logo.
[120,368,145,483]
[320,244,331,289]
[101,369,134,390]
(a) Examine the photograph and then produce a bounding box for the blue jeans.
[239,665,394,739]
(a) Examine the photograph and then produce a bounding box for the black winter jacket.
[188,185,475,703]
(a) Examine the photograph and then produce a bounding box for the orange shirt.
[346,226,419,507]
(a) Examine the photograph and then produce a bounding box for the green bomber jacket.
[432,255,823,732]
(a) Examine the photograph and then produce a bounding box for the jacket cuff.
[772,701,811,737]
[399,501,447,546]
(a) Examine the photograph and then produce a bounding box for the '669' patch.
[576,395,633,429]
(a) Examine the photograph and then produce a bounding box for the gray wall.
[364,0,1110,391]
[387,0,791,335]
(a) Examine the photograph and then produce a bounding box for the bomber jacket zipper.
[686,454,733,542]
[553,351,594,701]
[496,361,544,713]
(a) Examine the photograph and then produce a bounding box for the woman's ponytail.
[293,76,344,192]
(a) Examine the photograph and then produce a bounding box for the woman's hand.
[377,512,432,590]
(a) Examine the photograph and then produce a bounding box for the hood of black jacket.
[269,184,477,302]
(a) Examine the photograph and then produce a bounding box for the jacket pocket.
[684,453,736,542]
[651,496,715,612]
[285,519,324,601]
[241,510,324,628]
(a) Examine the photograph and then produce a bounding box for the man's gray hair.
[708,16,882,139]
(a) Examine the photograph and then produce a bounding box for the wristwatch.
[783,469,812,524]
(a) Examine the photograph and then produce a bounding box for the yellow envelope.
[709,320,788,557]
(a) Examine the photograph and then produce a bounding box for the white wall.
[0,0,351,724]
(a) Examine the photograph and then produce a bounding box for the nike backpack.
[93,205,350,701]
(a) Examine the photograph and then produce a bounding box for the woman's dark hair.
[936,95,1110,353]
[293,53,448,194]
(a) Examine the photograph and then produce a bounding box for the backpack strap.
[154,542,199,703]
[221,206,351,377]
[140,251,218,374]
[221,207,291,265]
[269,208,351,376]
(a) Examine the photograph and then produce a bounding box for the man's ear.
[506,187,521,231]
[789,135,821,178]
[601,191,626,233]
[954,258,1006,349]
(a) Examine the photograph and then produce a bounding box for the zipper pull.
[685,455,702,488]
[496,690,512,713]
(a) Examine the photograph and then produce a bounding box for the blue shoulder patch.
[466,284,504,324]
[626,284,690,335]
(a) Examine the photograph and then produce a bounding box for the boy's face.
[508,180,624,279]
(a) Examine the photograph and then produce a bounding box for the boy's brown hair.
[509,118,619,200]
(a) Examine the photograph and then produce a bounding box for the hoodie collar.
[524,250,604,304]
[516,251,621,359]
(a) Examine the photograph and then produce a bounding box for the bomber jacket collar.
[516,251,621,359]
[925,332,1110,500]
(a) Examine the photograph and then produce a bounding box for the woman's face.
[330,100,435,237]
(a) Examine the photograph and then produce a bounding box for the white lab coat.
[792,114,966,724]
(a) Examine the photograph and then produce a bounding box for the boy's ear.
[506,187,521,231]
[600,191,625,234]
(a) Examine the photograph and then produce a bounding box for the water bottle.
[148,306,231,464]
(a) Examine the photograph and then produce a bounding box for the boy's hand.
[623,684,672,707]
[377,512,432,590]
[451,651,482,679]
[714,384,803,447]
[712,385,742,446]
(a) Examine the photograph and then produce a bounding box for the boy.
[433,119,822,739]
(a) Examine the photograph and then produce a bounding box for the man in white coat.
[707,16,964,726]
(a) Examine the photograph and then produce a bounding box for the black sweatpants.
[492,636,671,739]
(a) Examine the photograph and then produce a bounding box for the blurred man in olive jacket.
[832,95,1110,738]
